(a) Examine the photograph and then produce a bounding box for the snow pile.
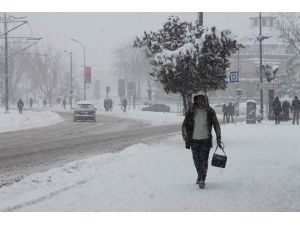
[1,121,299,211]
[0,109,64,133]
[96,105,228,126]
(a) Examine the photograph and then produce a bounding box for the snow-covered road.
[1,120,299,211]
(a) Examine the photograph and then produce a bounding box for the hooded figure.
[182,94,222,189]
[17,99,24,114]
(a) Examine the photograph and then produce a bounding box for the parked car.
[142,104,170,112]
[73,101,97,122]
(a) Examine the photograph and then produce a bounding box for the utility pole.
[0,13,39,112]
[4,13,9,112]
[71,38,86,100]
[63,50,73,109]
[198,12,203,26]
[259,12,264,120]
[70,52,73,110]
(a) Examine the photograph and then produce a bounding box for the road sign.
[230,71,239,83]
[258,82,280,89]
[85,66,91,76]
[84,76,91,84]
[84,66,91,84]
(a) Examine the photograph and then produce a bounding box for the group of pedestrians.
[222,102,235,123]
[272,96,300,125]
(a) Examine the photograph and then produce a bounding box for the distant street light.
[71,38,86,100]
[259,12,264,120]
[63,50,73,110]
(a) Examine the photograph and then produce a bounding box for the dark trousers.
[191,139,211,181]
[293,111,299,124]
[283,111,289,121]
[223,114,227,123]
[274,112,280,124]
[18,107,23,114]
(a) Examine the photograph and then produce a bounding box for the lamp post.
[71,38,86,100]
[259,12,264,120]
[63,50,73,110]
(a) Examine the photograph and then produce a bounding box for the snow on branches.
[134,15,239,110]
[262,64,279,82]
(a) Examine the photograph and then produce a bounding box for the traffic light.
[236,89,242,101]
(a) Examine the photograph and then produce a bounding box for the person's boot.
[199,180,205,189]
[196,177,200,184]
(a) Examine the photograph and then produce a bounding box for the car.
[142,104,170,112]
[73,101,97,122]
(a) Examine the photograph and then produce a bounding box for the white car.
[73,101,97,122]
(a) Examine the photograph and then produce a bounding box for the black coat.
[282,101,291,112]
[182,104,221,149]
[17,99,24,108]
[292,99,300,111]
[272,99,282,114]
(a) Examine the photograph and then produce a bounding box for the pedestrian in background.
[228,102,235,123]
[17,99,24,114]
[282,100,292,121]
[29,98,33,108]
[222,103,228,123]
[108,99,113,111]
[122,98,127,112]
[43,99,47,108]
[292,96,300,125]
[62,99,67,109]
[182,93,222,189]
[272,96,282,125]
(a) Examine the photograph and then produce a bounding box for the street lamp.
[63,50,73,110]
[259,12,264,120]
[71,38,86,100]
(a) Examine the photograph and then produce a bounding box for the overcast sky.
[6,12,258,66]
[1,12,265,85]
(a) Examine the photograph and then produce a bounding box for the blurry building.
[211,14,296,103]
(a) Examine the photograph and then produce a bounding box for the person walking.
[228,102,235,123]
[122,98,127,112]
[43,99,47,108]
[62,99,67,109]
[272,96,282,125]
[222,103,228,123]
[17,99,24,114]
[292,96,300,125]
[282,100,292,121]
[29,98,33,108]
[108,99,113,111]
[182,93,222,189]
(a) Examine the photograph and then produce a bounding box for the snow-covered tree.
[274,13,300,96]
[274,13,300,54]
[262,64,279,83]
[280,55,300,97]
[134,16,239,111]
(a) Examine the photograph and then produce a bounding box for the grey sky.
[5,12,258,79]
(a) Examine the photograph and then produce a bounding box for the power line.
[0,13,42,112]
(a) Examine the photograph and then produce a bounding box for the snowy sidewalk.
[1,121,299,211]
[0,109,64,134]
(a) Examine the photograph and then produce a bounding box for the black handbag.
[211,143,227,168]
